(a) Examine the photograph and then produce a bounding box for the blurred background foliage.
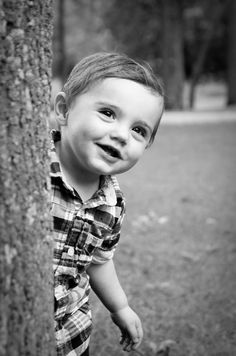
[52,0,236,110]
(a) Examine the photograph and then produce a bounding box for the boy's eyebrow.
[96,101,121,113]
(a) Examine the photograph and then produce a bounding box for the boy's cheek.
[133,147,146,161]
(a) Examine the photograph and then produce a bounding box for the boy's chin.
[92,161,137,176]
[107,165,137,176]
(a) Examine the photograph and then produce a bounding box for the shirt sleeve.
[91,199,126,264]
[54,284,70,321]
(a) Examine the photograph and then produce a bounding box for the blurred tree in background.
[227,0,236,105]
[52,0,236,110]
[160,0,185,109]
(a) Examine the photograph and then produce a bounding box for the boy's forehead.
[87,77,157,100]
[91,77,141,89]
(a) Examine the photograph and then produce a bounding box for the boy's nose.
[110,124,129,145]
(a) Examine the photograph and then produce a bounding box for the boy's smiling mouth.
[97,143,122,159]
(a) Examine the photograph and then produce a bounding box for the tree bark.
[227,0,236,105]
[55,0,66,81]
[160,0,185,110]
[0,1,55,355]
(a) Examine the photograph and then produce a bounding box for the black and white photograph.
[0,1,235,355]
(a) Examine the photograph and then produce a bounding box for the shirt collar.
[96,175,118,206]
[50,146,120,207]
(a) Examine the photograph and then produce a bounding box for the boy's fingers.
[120,333,129,344]
[127,323,139,343]
[133,324,143,343]
[131,324,143,350]
[124,342,133,352]
[131,340,140,350]
[117,314,143,352]
[121,335,131,351]
[124,337,134,352]
[120,326,140,352]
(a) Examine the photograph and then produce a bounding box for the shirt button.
[68,247,74,256]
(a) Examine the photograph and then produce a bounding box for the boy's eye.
[132,126,147,138]
[99,108,115,119]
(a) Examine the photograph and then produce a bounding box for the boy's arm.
[87,259,143,351]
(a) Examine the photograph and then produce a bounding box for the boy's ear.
[54,92,68,126]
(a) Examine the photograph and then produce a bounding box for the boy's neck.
[56,146,100,202]
[71,178,100,202]
[61,165,100,202]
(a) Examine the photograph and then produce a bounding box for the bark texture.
[0,1,55,355]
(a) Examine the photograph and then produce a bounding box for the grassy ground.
[90,120,236,356]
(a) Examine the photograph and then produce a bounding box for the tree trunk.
[227,0,236,105]
[160,0,185,110]
[0,1,55,355]
[189,0,226,109]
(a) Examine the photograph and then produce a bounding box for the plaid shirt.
[50,147,125,355]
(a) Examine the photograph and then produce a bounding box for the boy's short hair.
[63,52,164,145]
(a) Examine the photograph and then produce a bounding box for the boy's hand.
[111,305,143,352]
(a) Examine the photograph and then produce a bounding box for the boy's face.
[56,78,163,180]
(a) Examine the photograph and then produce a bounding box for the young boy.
[51,52,164,356]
